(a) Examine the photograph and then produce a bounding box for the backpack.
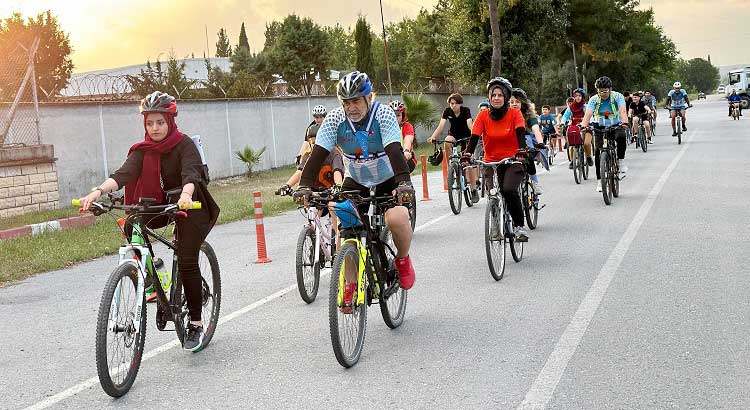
[190,135,210,184]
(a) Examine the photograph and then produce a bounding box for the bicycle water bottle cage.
[333,200,363,229]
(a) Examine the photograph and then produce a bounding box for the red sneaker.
[394,256,415,290]
[340,283,357,314]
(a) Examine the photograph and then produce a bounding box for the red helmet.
[139,91,177,116]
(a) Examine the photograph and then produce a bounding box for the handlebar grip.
[179,201,202,210]
[71,199,81,207]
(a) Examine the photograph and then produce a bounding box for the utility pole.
[572,42,580,89]
[205,25,210,58]
[379,0,394,97]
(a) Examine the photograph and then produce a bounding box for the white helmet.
[673,82,681,88]
[312,105,327,116]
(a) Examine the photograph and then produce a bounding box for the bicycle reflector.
[333,200,363,229]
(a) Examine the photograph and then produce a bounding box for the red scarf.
[569,100,586,124]
[124,114,184,205]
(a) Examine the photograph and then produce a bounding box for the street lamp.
[379,0,394,97]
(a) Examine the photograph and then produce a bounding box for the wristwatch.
[91,186,105,194]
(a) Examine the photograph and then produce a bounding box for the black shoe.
[156,303,168,331]
[568,161,575,170]
[471,189,480,204]
[672,131,677,137]
[184,323,205,352]
[587,156,594,166]
[682,126,687,132]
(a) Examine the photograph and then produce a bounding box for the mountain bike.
[72,193,220,397]
[587,124,625,205]
[445,138,476,215]
[327,189,409,367]
[476,157,526,281]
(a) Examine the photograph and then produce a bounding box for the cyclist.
[728,90,743,117]
[390,100,417,173]
[463,77,529,242]
[77,91,220,352]
[427,93,479,202]
[293,71,416,312]
[628,92,653,143]
[509,88,545,194]
[561,88,594,169]
[539,105,559,157]
[665,82,691,136]
[643,90,657,123]
[478,100,490,113]
[297,105,327,165]
[580,76,629,193]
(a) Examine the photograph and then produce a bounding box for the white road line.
[21,210,453,410]
[516,129,695,410]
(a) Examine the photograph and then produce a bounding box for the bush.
[235,146,266,176]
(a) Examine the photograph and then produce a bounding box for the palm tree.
[235,146,266,177]
[402,93,438,145]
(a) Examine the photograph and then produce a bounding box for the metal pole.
[29,40,41,144]
[572,43,580,89]
[98,105,109,177]
[379,0,394,97]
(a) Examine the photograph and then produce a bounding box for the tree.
[677,58,719,93]
[0,11,73,100]
[487,0,502,76]
[324,24,354,71]
[215,28,231,57]
[265,15,329,95]
[354,16,373,75]
[238,22,250,51]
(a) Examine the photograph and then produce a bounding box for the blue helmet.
[337,71,372,100]
[478,100,490,109]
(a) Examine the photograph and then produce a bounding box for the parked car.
[717,86,726,94]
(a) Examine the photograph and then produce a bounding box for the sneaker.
[340,283,356,314]
[471,188,480,204]
[596,181,603,192]
[532,181,544,195]
[513,226,529,242]
[394,255,415,290]
[587,156,594,166]
[563,142,568,149]
[682,125,687,132]
[672,131,678,137]
[568,161,575,170]
[183,323,204,352]
[647,138,653,144]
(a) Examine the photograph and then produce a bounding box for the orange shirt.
[471,108,525,162]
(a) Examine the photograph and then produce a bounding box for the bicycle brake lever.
[176,211,188,219]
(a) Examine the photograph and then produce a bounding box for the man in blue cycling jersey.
[665,81,691,136]
[294,71,416,310]
[643,90,657,122]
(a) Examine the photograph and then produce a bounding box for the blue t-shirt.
[728,94,741,102]
[586,91,627,126]
[668,89,688,108]
[315,102,402,188]
[539,113,557,133]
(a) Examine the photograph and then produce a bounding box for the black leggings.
[594,127,627,180]
[483,163,525,227]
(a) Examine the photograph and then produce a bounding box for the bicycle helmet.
[595,76,613,89]
[511,87,528,101]
[311,104,327,116]
[673,81,681,88]
[337,71,372,100]
[486,77,513,95]
[389,99,406,113]
[139,91,177,116]
[428,144,444,166]
[573,87,586,98]
[478,100,490,109]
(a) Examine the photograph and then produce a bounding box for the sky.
[0,0,747,73]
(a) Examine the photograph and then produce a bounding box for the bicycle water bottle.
[153,258,171,292]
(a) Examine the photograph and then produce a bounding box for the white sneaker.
[596,181,603,192]
[532,181,544,195]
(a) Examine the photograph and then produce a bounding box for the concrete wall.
[17,93,484,202]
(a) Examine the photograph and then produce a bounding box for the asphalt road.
[2,95,748,410]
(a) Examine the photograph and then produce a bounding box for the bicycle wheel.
[329,241,368,368]
[447,161,462,215]
[600,152,612,205]
[508,213,524,262]
[408,196,417,231]
[611,157,620,198]
[173,242,222,351]
[524,181,538,230]
[548,143,555,166]
[296,225,320,304]
[676,117,682,145]
[485,198,506,281]
[572,147,581,185]
[582,149,590,180]
[640,127,647,153]
[379,227,407,329]
[95,263,146,397]
[463,173,474,208]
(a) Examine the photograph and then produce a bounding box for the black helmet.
[487,77,513,96]
[511,87,528,101]
[595,76,613,89]
[428,143,444,166]
[573,87,586,98]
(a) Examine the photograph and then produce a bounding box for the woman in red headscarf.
[79,91,219,352]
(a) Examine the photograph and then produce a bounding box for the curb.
[0,214,95,241]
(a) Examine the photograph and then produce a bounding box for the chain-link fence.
[0,37,41,146]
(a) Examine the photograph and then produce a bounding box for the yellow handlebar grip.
[179,201,202,210]
[72,199,81,207]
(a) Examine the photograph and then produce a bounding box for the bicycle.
[543,131,557,166]
[730,102,741,120]
[277,188,336,304]
[326,189,409,367]
[72,192,221,397]
[666,106,690,145]
[566,124,589,184]
[586,124,625,205]
[444,137,476,215]
[476,157,526,281]
[648,110,657,137]
[519,148,545,230]
[635,117,648,153]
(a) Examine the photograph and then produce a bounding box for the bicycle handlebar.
[72,198,202,212]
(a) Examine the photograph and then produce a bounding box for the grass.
[0,146,446,286]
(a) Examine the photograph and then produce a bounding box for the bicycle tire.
[524,181,538,230]
[173,242,222,351]
[611,156,620,198]
[640,127,647,153]
[582,149,590,180]
[378,227,407,329]
[447,161,462,215]
[573,148,581,185]
[95,262,146,397]
[329,242,367,368]
[296,225,320,304]
[464,171,474,208]
[485,198,506,281]
[548,143,555,166]
[509,222,524,263]
[600,152,612,205]
[676,117,682,145]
